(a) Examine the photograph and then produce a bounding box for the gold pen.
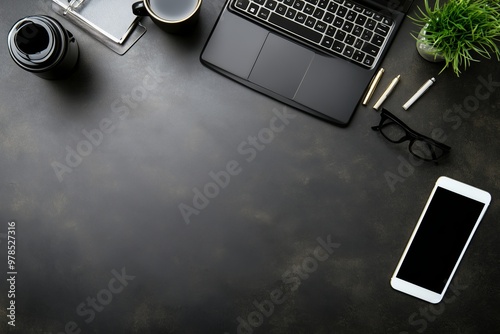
[373,74,401,111]
[362,68,384,106]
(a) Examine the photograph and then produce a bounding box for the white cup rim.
[144,0,202,24]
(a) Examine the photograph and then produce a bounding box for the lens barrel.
[8,15,79,80]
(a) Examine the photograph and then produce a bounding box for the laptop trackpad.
[249,34,314,99]
[201,11,269,79]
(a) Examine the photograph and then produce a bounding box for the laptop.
[201,0,414,126]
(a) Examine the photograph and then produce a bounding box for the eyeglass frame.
[371,108,451,162]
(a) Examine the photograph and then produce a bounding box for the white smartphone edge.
[390,176,491,304]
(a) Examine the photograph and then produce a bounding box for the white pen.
[373,74,401,111]
[403,77,436,110]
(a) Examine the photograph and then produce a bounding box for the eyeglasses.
[372,109,451,162]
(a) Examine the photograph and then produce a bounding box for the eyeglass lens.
[379,121,408,143]
[379,118,445,161]
[410,140,444,161]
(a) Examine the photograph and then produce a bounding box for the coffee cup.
[132,0,202,34]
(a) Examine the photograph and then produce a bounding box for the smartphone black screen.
[396,187,485,293]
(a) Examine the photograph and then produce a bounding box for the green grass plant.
[412,0,500,76]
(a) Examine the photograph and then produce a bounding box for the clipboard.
[52,0,146,55]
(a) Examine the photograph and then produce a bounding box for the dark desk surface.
[1,0,499,333]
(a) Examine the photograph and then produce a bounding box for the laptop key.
[324,12,335,23]
[352,25,363,36]
[335,30,346,41]
[276,4,287,14]
[361,29,373,41]
[295,12,307,23]
[361,42,379,57]
[355,14,366,25]
[265,0,278,10]
[371,33,384,46]
[255,0,266,5]
[346,10,357,21]
[382,17,392,25]
[332,40,345,53]
[313,8,325,19]
[333,17,344,28]
[293,0,305,11]
[318,0,329,8]
[336,6,347,17]
[321,36,334,48]
[353,5,363,12]
[353,50,364,62]
[373,13,383,21]
[305,16,317,28]
[258,7,271,19]
[268,12,323,43]
[286,8,297,18]
[315,21,327,33]
[344,34,356,45]
[363,55,375,66]
[248,3,259,14]
[365,18,376,30]
[375,23,390,36]
[235,0,250,10]
[304,4,315,14]
[342,21,354,33]
[343,46,354,57]
[344,1,354,8]
[327,3,338,13]
[326,25,336,36]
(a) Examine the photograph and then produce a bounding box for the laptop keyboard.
[229,0,394,68]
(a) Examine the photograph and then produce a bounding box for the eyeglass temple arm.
[426,142,440,165]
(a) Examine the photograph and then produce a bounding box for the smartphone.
[391,176,491,304]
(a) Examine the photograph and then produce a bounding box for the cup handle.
[132,1,149,16]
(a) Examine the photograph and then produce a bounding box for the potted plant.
[412,0,500,76]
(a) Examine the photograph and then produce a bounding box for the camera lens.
[7,15,79,79]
